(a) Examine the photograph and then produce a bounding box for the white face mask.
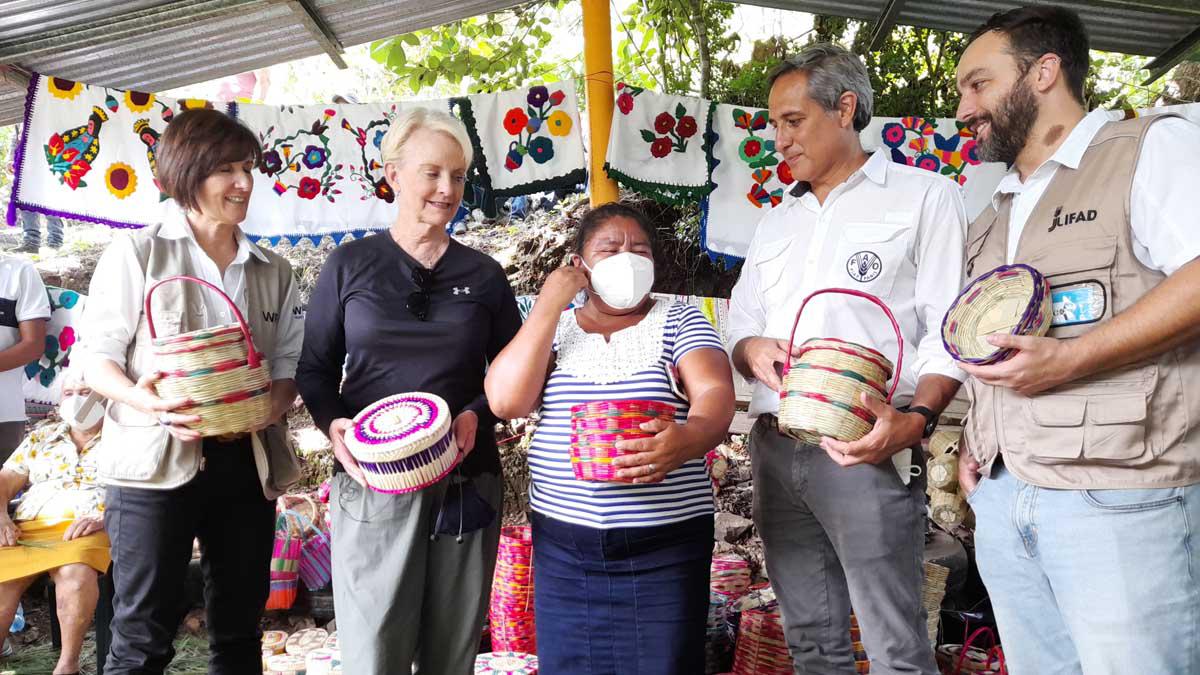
[581,252,655,310]
[60,391,106,431]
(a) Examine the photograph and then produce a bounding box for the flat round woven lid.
[345,393,451,462]
[475,651,539,674]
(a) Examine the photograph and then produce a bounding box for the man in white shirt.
[728,43,966,674]
[954,7,1200,674]
[0,256,49,464]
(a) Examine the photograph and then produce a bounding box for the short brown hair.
[156,108,262,211]
[968,6,1089,104]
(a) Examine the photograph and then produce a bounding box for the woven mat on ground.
[605,84,712,205]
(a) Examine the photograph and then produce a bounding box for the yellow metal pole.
[581,0,619,206]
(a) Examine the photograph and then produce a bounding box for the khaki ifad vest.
[95,223,301,498]
[962,114,1200,489]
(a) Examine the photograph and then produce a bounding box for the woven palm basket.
[779,289,903,444]
[569,400,676,482]
[942,264,1052,365]
[147,275,271,437]
[343,393,458,494]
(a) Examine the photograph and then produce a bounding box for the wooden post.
[581,0,619,206]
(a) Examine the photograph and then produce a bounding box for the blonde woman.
[296,107,521,674]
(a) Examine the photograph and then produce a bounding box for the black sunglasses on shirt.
[407,265,433,321]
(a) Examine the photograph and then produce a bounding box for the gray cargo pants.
[330,470,502,675]
[750,416,937,675]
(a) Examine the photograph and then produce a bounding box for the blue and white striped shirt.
[529,301,726,529]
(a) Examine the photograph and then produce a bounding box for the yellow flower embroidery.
[124,90,156,113]
[547,110,573,137]
[47,77,84,101]
[105,162,138,199]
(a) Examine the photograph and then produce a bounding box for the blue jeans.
[530,511,712,675]
[969,463,1200,675]
[17,210,63,249]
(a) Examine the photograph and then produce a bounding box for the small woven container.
[569,400,676,482]
[779,289,903,444]
[343,393,459,494]
[489,526,537,654]
[285,627,328,656]
[266,512,303,610]
[929,426,963,457]
[936,627,1007,674]
[923,562,950,644]
[942,264,1052,365]
[146,275,271,437]
[265,653,306,675]
[262,630,288,655]
[710,554,752,599]
[930,489,969,528]
[927,453,959,491]
[475,651,539,674]
[306,647,340,675]
[731,604,794,675]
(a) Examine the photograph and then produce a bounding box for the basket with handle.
[145,275,271,437]
[778,288,904,444]
[266,509,304,610]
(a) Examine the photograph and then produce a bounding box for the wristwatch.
[898,405,938,439]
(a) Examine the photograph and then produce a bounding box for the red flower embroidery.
[549,90,566,106]
[654,112,675,134]
[617,92,634,115]
[62,160,91,190]
[504,108,530,135]
[297,177,321,199]
[650,137,673,158]
[676,115,698,138]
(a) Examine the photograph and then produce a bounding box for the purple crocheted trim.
[359,434,460,495]
[7,73,39,227]
[352,395,439,445]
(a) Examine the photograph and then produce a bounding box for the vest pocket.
[1024,235,1116,340]
[1024,393,1151,465]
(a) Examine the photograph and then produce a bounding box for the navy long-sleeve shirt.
[296,233,521,477]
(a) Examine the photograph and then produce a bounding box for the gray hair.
[768,43,874,132]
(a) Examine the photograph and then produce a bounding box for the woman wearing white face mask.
[486,203,735,675]
[0,375,109,674]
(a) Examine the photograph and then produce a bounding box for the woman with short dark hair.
[485,202,735,674]
[82,108,304,674]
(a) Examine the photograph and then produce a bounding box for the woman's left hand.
[63,514,104,541]
[611,419,695,484]
[453,411,479,457]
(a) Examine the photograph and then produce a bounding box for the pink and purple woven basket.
[569,400,676,482]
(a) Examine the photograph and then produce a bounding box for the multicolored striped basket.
[489,526,536,654]
[266,511,303,611]
[731,603,794,675]
[942,263,1052,365]
[475,651,539,674]
[343,393,460,494]
[779,288,903,444]
[710,554,752,599]
[145,275,272,437]
[569,400,676,482]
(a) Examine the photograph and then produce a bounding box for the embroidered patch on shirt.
[846,251,882,283]
[1051,280,1106,327]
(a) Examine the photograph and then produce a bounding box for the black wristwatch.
[898,405,938,439]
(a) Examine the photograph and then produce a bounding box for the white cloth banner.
[9,73,209,230]
[467,81,587,197]
[605,84,711,203]
[234,99,450,242]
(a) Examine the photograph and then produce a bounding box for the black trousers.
[103,437,275,675]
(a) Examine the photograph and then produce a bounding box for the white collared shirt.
[728,150,968,419]
[83,209,303,380]
[996,109,1200,275]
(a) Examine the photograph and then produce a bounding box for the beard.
[973,77,1039,167]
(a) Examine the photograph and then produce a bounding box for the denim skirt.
[530,510,713,675]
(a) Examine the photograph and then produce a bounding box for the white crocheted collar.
[555,300,669,385]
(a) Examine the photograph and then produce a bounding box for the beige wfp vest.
[95,224,301,498]
[962,114,1200,489]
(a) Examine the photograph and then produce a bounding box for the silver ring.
[647,463,656,474]
[158,415,171,427]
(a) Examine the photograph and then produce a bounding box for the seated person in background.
[0,375,109,675]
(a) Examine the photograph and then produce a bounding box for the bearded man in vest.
[955,7,1200,675]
